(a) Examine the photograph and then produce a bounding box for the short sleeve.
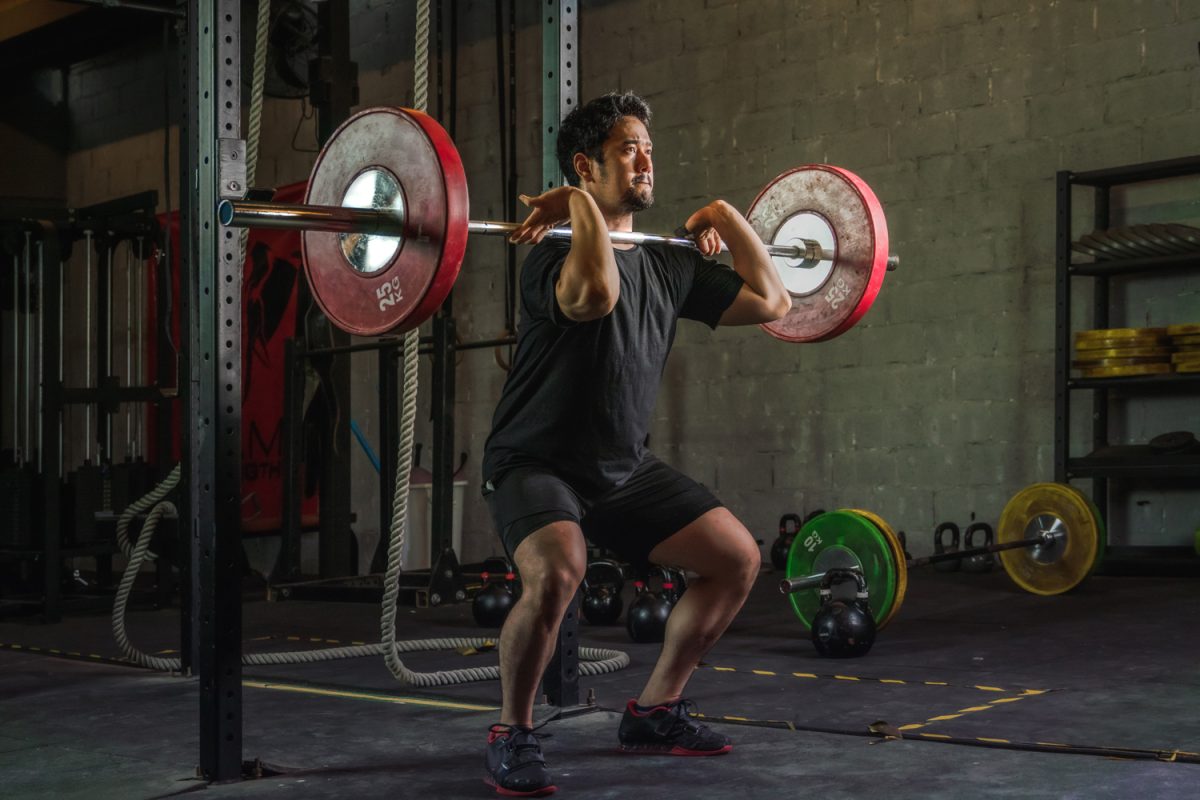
[679,255,745,329]
[519,239,575,327]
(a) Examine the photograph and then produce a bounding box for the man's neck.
[604,211,635,233]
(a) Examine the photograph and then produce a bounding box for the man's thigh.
[582,456,723,568]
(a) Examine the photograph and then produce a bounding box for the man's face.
[587,115,654,215]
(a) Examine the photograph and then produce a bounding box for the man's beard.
[620,182,654,213]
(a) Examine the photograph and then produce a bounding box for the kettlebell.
[581,560,625,626]
[626,567,673,643]
[810,568,876,658]
[897,530,914,561]
[803,508,827,526]
[962,522,996,574]
[770,513,803,571]
[662,566,688,606]
[933,522,961,573]
[472,561,517,627]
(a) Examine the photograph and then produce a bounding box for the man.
[481,92,791,796]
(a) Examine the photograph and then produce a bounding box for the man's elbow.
[562,285,619,321]
[769,293,792,321]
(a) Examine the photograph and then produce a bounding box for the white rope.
[110,484,628,676]
[237,0,272,263]
[111,0,631,685]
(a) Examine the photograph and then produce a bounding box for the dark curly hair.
[556,92,652,187]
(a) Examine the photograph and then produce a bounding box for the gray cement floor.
[1,568,1198,799]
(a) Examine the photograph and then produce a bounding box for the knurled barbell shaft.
[778,531,1062,595]
[218,199,900,270]
[907,533,1061,569]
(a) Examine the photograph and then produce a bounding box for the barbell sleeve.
[218,200,409,237]
[218,199,899,270]
[779,569,863,595]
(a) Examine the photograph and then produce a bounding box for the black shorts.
[482,455,723,567]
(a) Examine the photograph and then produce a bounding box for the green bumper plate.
[785,510,898,630]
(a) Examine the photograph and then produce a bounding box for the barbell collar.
[219,199,898,271]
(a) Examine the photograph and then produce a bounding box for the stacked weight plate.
[1071,223,1200,260]
[1072,327,1172,377]
[1168,323,1200,373]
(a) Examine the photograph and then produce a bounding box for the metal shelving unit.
[1054,155,1200,570]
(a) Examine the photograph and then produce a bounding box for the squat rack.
[186,0,579,781]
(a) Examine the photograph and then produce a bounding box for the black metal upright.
[429,308,455,561]
[185,0,245,781]
[540,0,580,708]
[1053,171,1071,485]
[311,0,356,579]
[279,337,303,581]
[38,223,63,623]
[1089,186,1112,523]
[375,343,399,574]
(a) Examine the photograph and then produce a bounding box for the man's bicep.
[679,257,744,329]
[716,284,787,326]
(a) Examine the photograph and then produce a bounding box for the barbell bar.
[218,198,901,271]
[777,483,1104,633]
[215,106,897,341]
[778,529,1064,595]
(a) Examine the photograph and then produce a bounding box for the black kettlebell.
[933,522,961,573]
[810,568,876,658]
[770,513,803,571]
[581,560,625,626]
[472,561,517,627]
[662,566,688,606]
[962,522,996,574]
[897,530,914,561]
[626,567,673,643]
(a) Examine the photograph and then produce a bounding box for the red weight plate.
[303,107,469,335]
[750,165,889,343]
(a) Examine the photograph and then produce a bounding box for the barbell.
[217,106,898,342]
[778,483,1106,632]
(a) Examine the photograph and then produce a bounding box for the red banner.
[148,182,319,532]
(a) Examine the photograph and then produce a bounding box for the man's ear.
[572,152,593,184]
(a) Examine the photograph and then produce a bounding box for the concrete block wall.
[31,0,1200,566]
[389,0,1199,559]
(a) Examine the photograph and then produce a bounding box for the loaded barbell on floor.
[777,483,1105,637]
[217,105,899,342]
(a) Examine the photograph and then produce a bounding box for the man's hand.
[685,199,792,325]
[508,186,580,245]
[682,201,729,256]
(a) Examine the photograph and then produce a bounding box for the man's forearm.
[712,202,786,305]
[558,190,621,320]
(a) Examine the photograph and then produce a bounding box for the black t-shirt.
[482,238,745,498]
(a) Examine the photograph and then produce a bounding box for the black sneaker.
[484,723,557,797]
[617,699,732,756]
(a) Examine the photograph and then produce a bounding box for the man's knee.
[527,563,584,603]
[513,523,587,612]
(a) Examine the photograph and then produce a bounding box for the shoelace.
[491,721,553,765]
[667,699,713,736]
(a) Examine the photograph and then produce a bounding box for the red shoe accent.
[624,698,672,717]
[483,777,559,796]
[669,744,733,756]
